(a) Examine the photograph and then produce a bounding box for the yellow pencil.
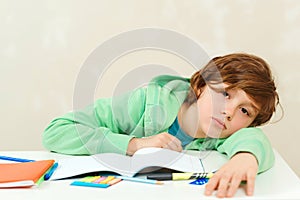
[147,172,214,181]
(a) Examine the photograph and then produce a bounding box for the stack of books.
[0,156,55,188]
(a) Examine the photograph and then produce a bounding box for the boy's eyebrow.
[245,95,261,112]
[208,85,226,92]
[245,102,260,114]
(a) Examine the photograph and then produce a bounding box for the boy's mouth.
[212,117,226,129]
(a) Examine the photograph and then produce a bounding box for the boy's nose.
[222,107,233,121]
[222,111,232,121]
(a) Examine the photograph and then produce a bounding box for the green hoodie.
[42,75,274,173]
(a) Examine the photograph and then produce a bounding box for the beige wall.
[1,0,299,176]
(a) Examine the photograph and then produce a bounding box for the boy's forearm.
[43,119,134,155]
[217,127,275,173]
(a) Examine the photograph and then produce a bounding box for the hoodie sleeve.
[216,127,275,173]
[42,88,147,155]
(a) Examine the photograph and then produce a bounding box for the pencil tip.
[156,181,164,185]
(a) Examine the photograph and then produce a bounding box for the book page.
[131,148,204,175]
[50,154,132,180]
[183,150,228,172]
[50,148,226,180]
[199,151,228,172]
[0,180,34,188]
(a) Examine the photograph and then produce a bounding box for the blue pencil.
[44,162,59,180]
[0,155,35,163]
[115,175,163,185]
[71,181,110,188]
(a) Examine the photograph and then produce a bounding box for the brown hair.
[186,53,279,127]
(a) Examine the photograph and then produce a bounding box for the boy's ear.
[195,88,202,99]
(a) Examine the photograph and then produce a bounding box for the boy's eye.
[222,91,229,97]
[241,107,249,116]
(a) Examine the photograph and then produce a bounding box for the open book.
[50,148,228,180]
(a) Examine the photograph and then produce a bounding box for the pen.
[44,162,59,180]
[115,175,163,185]
[147,172,214,181]
[0,155,35,163]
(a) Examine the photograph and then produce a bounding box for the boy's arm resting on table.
[217,127,275,173]
[204,127,274,197]
[42,88,146,155]
[42,118,134,155]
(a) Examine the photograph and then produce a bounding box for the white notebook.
[50,147,228,180]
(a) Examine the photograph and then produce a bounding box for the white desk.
[0,150,300,200]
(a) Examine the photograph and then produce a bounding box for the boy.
[43,53,279,197]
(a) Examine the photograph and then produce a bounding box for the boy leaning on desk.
[42,53,280,198]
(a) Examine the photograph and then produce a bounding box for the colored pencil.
[115,175,163,185]
[0,155,35,163]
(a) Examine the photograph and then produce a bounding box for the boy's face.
[194,84,260,139]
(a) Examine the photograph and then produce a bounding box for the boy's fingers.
[246,171,256,196]
[165,140,182,152]
[226,175,242,197]
[205,174,219,196]
[167,135,182,151]
[216,175,231,198]
[158,133,182,151]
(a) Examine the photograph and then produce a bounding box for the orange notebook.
[0,160,55,185]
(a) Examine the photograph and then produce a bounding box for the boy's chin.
[206,132,231,139]
[205,130,224,139]
[204,126,230,139]
[206,135,220,139]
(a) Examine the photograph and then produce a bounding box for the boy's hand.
[205,152,258,198]
[127,132,182,155]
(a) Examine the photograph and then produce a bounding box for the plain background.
[1,0,299,177]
